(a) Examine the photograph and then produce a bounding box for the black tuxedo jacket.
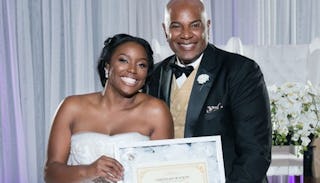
[146,44,272,182]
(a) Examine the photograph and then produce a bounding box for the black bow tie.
[170,63,194,78]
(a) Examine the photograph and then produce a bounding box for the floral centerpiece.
[267,81,320,154]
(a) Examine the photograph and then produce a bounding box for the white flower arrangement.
[268,81,320,153]
[197,74,210,85]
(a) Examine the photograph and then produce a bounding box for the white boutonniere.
[197,74,210,85]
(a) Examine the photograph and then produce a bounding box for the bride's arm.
[45,157,123,183]
[44,96,123,183]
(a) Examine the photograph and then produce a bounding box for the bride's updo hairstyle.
[97,33,154,87]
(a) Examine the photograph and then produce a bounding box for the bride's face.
[106,41,149,97]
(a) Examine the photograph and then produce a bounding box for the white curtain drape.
[211,0,320,45]
[1,0,320,182]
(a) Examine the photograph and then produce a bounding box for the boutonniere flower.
[197,74,210,85]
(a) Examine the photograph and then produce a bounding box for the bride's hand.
[88,155,124,182]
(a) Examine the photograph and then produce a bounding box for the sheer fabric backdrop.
[1,0,320,182]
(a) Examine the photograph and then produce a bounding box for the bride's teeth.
[121,77,137,84]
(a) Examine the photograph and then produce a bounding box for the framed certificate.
[114,135,225,183]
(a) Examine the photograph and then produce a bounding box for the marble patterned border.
[114,136,225,183]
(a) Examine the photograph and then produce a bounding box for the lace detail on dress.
[67,132,149,166]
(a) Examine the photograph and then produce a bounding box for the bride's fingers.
[100,156,124,179]
[100,166,122,182]
[92,176,115,183]
[100,156,123,172]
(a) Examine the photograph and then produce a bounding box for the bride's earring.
[104,68,109,79]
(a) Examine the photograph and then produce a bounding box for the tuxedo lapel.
[160,56,176,107]
[185,45,222,137]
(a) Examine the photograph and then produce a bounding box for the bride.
[44,34,174,183]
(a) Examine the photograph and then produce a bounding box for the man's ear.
[207,20,211,37]
[207,20,211,29]
[162,23,168,39]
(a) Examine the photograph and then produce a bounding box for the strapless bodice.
[67,132,149,165]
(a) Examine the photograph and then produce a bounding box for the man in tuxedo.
[145,0,272,182]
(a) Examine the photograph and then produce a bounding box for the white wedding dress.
[67,132,149,182]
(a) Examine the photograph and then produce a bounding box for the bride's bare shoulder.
[139,93,169,113]
[139,93,173,135]
[58,92,100,111]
